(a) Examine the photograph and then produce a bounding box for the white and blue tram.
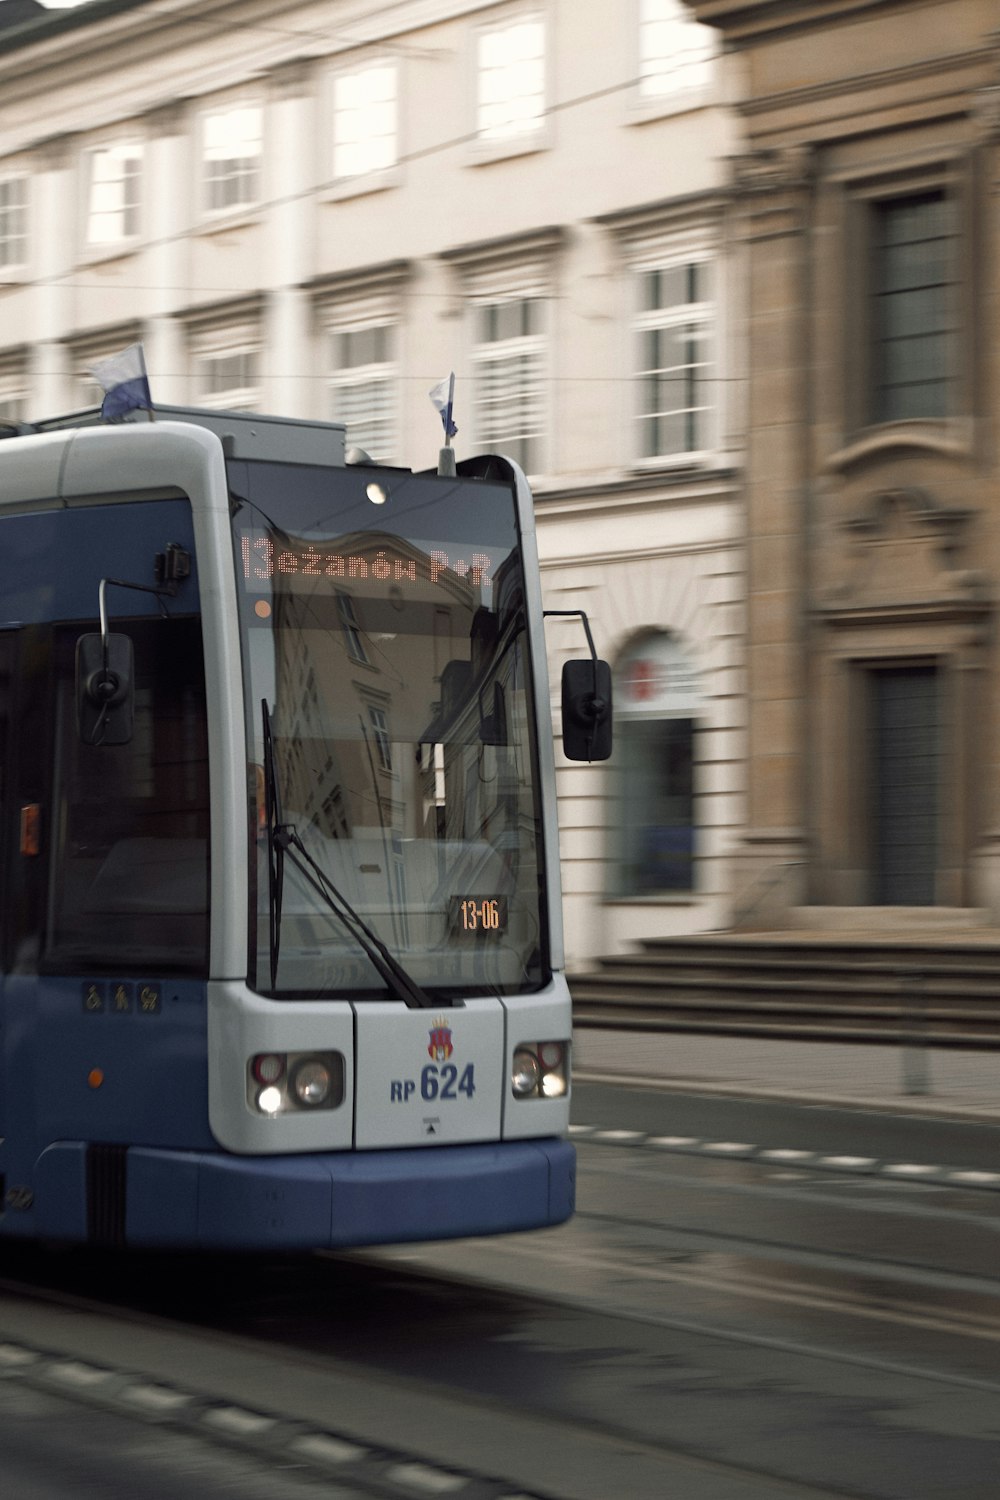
[0,407,610,1251]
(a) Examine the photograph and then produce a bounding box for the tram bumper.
[120,1138,575,1250]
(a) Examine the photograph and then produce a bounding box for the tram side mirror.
[561,659,613,762]
[76,633,134,746]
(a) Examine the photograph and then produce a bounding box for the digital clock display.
[449,896,509,936]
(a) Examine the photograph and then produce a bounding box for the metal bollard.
[898,967,930,1097]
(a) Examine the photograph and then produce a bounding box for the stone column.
[730,146,814,924]
[969,79,1000,917]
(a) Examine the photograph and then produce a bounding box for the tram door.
[870,665,939,905]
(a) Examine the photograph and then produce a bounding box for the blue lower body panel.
[123,1138,575,1250]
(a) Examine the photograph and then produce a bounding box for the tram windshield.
[229,459,548,999]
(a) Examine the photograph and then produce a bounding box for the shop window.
[611,632,699,896]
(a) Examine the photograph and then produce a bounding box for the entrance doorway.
[870,665,939,904]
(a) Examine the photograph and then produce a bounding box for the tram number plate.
[390,1063,476,1104]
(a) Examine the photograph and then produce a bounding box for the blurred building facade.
[689,0,1000,930]
[0,0,744,966]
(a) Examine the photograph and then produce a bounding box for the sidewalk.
[572,1028,1000,1121]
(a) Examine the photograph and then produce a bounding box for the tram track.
[469,1224,1000,1386]
[572,1185,1000,1293]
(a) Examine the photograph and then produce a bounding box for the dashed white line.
[816,1155,877,1171]
[47,1361,114,1390]
[201,1406,276,1437]
[947,1170,1000,1186]
[386,1461,467,1493]
[575,1126,1000,1191]
[0,1344,39,1368]
[290,1433,367,1466]
[119,1383,193,1414]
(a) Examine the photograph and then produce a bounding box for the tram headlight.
[247,1051,344,1114]
[511,1040,569,1100]
[257,1085,283,1116]
[290,1057,333,1108]
[511,1047,541,1097]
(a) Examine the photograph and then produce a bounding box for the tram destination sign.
[240,536,494,590]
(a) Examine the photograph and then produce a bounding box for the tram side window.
[0,634,9,955]
[46,617,210,973]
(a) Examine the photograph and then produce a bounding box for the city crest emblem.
[428,1016,454,1062]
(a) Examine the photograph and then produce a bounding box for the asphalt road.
[0,1078,996,1499]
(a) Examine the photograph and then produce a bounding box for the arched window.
[611,632,700,896]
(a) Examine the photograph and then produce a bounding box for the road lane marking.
[386,1461,467,1492]
[574,1124,1000,1190]
[120,1383,193,1413]
[46,1360,114,1389]
[201,1405,277,1437]
[882,1163,943,1177]
[290,1433,367,1465]
[0,1344,39,1368]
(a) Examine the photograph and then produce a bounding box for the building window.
[328,324,397,461]
[203,105,261,214]
[87,145,142,246]
[477,16,545,142]
[0,175,27,268]
[0,382,26,421]
[635,260,714,462]
[367,705,392,772]
[333,63,397,180]
[472,297,545,475]
[336,590,370,666]
[611,633,700,897]
[195,349,260,410]
[870,191,955,423]
[638,0,715,101]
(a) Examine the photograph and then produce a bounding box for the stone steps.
[570,931,1000,1046]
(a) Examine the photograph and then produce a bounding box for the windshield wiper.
[260,701,438,1009]
[262,700,285,991]
[282,833,439,1009]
